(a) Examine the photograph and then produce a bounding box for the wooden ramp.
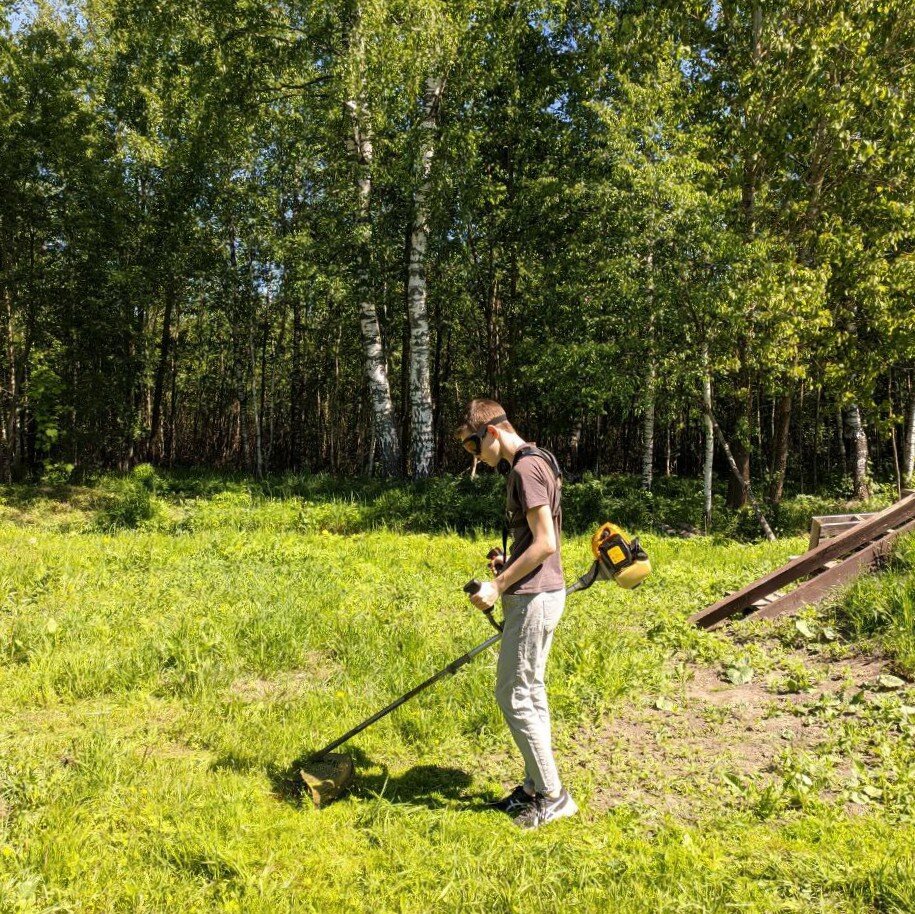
[688,493,915,630]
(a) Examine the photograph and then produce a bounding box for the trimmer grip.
[463,579,503,633]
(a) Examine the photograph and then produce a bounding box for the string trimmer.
[299,523,650,805]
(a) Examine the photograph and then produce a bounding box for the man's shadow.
[266,746,494,812]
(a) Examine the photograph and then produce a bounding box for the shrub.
[131,463,159,492]
[94,477,155,529]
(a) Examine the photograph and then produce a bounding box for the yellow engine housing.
[591,522,652,589]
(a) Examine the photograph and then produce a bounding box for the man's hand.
[487,548,505,575]
[469,579,501,611]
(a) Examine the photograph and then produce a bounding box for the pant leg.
[519,591,565,794]
[530,588,564,745]
[495,589,565,796]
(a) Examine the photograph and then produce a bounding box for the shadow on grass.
[265,745,489,812]
[0,482,95,509]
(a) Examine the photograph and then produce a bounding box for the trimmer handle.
[463,579,504,633]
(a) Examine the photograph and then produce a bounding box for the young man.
[458,398,577,829]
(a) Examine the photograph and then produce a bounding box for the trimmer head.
[299,753,355,806]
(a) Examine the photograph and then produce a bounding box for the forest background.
[2,0,915,508]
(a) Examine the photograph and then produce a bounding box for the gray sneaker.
[486,784,536,814]
[513,788,578,829]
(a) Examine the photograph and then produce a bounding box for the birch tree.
[904,381,915,487]
[345,5,400,476]
[406,74,444,478]
[843,402,871,500]
[702,346,714,531]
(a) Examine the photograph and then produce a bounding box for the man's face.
[462,423,501,468]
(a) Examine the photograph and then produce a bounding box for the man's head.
[456,398,517,468]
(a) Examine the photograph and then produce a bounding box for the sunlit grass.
[1,476,913,913]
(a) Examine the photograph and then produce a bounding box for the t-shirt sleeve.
[517,460,552,514]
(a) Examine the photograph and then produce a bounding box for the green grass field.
[1,473,914,913]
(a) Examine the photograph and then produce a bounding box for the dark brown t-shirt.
[503,448,564,595]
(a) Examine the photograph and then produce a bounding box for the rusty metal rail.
[688,493,915,630]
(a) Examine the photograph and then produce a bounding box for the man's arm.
[469,504,556,610]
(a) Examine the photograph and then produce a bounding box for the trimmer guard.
[300,753,355,806]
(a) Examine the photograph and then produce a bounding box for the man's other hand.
[487,548,505,575]
[469,580,500,610]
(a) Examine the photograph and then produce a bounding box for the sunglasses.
[461,413,507,456]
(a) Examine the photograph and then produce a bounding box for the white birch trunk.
[347,44,400,477]
[406,75,443,479]
[843,402,871,500]
[904,382,915,486]
[641,365,655,491]
[1,285,16,481]
[702,346,714,531]
[249,326,263,479]
[640,256,655,491]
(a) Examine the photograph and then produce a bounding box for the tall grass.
[828,534,915,675]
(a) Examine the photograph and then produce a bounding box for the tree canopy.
[1,0,914,499]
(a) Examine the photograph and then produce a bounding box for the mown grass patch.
[1,478,913,913]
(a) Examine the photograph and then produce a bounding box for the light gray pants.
[495,589,565,797]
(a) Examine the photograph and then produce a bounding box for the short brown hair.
[455,397,516,442]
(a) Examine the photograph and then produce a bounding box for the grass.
[1,472,914,913]
[825,533,915,676]
[0,463,899,539]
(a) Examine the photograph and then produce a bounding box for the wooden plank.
[818,517,873,531]
[808,518,822,550]
[808,513,876,549]
[813,513,876,523]
[745,516,915,623]
[818,519,872,535]
[688,494,915,629]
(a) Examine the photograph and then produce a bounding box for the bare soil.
[568,650,889,821]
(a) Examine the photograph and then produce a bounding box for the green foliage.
[94,475,156,530]
[2,0,914,496]
[131,463,160,492]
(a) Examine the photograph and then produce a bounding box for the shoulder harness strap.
[502,446,563,558]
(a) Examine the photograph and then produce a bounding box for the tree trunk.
[267,306,285,469]
[728,3,761,508]
[148,280,176,462]
[641,368,655,491]
[164,310,180,467]
[0,264,16,482]
[290,290,304,469]
[347,39,401,477]
[569,418,583,472]
[812,383,821,490]
[704,402,776,541]
[702,347,714,531]
[904,376,915,486]
[726,384,752,509]
[250,318,263,480]
[768,391,792,504]
[406,75,443,479]
[640,257,655,491]
[843,402,871,500]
